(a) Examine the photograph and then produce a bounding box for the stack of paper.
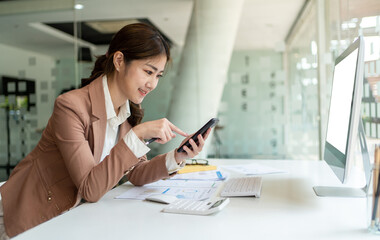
[170,170,228,181]
[115,180,221,201]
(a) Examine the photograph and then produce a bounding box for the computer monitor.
[313,36,371,197]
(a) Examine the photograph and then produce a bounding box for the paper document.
[221,163,286,175]
[116,180,221,201]
[170,170,229,181]
[145,180,219,188]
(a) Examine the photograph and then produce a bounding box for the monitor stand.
[313,120,371,198]
[313,186,366,197]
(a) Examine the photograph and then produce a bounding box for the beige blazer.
[0,76,170,237]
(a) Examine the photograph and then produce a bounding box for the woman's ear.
[113,51,124,72]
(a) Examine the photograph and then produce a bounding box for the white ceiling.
[0,0,305,58]
[235,0,305,50]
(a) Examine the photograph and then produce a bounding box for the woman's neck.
[107,75,124,115]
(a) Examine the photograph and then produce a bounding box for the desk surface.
[14,159,378,240]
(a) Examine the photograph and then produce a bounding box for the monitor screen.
[326,49,358,154]
[324,36,364,184]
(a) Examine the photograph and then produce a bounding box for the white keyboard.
[220,176,262,197]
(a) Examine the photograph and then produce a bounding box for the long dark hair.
[81,23,171,127]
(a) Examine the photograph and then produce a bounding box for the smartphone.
[176,118,219,153]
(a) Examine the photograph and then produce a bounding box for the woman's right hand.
[132,118,188,144]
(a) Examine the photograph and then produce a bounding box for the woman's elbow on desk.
[127,177,145,187]
[80,191,103,203]
[78,183,105,203]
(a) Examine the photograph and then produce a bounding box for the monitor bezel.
[324,36,364,184]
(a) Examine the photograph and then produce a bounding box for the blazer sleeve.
[51,95,140,202]
[126,154,170,186]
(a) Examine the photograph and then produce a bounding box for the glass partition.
[0,0,76,180]
[285,1,319,160]
[0,0,379,177]
[284,0,380,160]
[325,0,380,140]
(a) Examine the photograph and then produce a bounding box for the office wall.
[214,50,285,159]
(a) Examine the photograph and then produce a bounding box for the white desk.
[14,160,378,240]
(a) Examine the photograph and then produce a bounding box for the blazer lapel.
[88,76,107,164]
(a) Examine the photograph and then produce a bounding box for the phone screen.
[176,118,219,153]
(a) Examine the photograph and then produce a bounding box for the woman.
[0,23,211,238]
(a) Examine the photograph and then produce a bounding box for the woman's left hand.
[174,128,212,163]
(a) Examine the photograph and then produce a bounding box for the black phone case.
[176,118,219,153]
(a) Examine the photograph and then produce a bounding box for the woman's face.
[118,55,167,104]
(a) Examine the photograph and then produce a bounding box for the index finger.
[169,122,188,137]
[202,128,212,141]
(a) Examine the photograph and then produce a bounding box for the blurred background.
[0,0,379,181]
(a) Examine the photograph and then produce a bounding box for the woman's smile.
[138,88,148,97]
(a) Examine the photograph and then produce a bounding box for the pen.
[372,167,380,227]
[372,145,380,227]
[216,171,224,180]
[145,138,158,145]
